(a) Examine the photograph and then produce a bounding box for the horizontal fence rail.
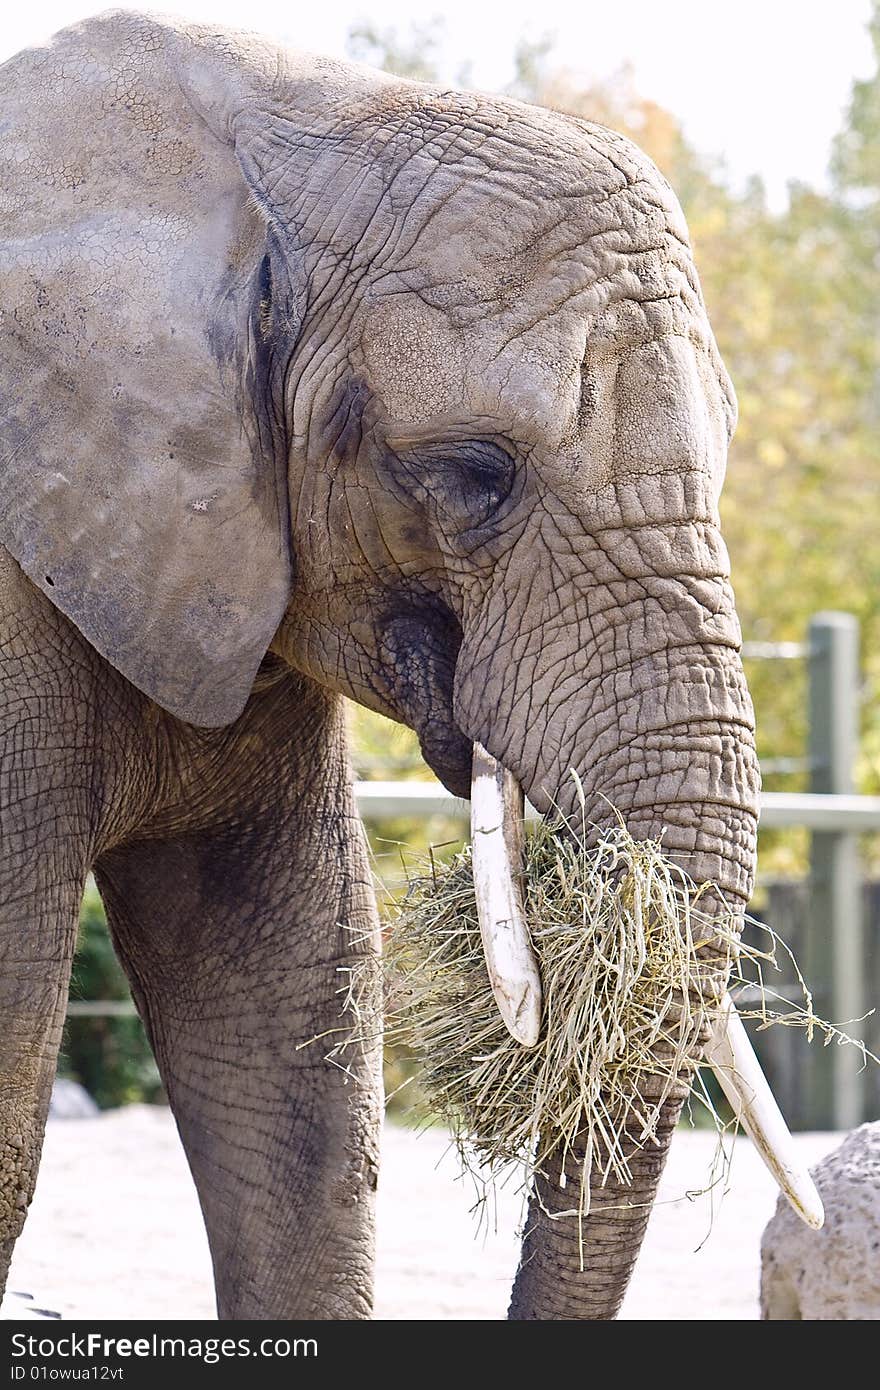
[740,640,808,660]
[353,782,880,831]
[65,1000,138,1018]
[70,782,880,1123]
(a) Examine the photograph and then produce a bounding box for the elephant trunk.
[461,642,762,1318]
[508,1095,683,1319]
[453,497,775,1317]
[504,816,753,1321]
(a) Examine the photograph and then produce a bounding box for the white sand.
[3,1107,838,1320]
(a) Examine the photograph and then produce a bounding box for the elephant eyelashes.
[257,253,273,339]
[394,440,515,533]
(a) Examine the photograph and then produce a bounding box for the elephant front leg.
[0,880,80,1295]
[0,774,88,1291]
[95,744,383,1320]
[0,566,107,1298]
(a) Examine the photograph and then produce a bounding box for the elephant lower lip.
[418,723,473,799]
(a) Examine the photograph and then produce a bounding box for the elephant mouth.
[376,603,473,799]
[471,743,824,1231]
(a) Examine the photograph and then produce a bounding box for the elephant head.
[0,13,793,1318]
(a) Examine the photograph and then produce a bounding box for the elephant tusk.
[705,993,825,1229]
[470,743,543,1048]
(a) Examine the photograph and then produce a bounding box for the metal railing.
[354,781,880,831]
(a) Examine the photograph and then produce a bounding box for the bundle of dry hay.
[382,823,728,1198]
[369,817,865,1217]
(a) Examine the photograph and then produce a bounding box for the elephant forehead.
[358,268,729,472]
[360,296,582,440]
[359,296,468,420]
[561,334,734,496]
[339,92,727,439]
[357,165,722,442]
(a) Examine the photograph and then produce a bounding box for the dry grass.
[365,819,872,1226]
[381,820,731,1204]
[327,793,875,1233]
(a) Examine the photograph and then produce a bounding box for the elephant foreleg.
[0,868,81,1295]
[94,729,383,1320]
[0,561,99,1294]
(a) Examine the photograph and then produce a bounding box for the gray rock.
[761,1122,880,1319]
[48,1078,99,1120]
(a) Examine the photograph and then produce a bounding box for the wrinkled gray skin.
[0,12,760,1320]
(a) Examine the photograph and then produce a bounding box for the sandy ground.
[2,1107,838,1321]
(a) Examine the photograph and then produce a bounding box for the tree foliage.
[60,883,163,1108]
[346,17,447,84]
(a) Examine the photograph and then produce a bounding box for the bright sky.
[2,1,875,206]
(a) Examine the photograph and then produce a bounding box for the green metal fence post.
[806,612,863,1130]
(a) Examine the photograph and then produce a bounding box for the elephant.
[0,10,770,1320]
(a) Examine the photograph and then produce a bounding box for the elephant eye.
[446,441,515,524]
[393,439,515,531]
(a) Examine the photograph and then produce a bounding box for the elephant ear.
[0,13,292,726]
